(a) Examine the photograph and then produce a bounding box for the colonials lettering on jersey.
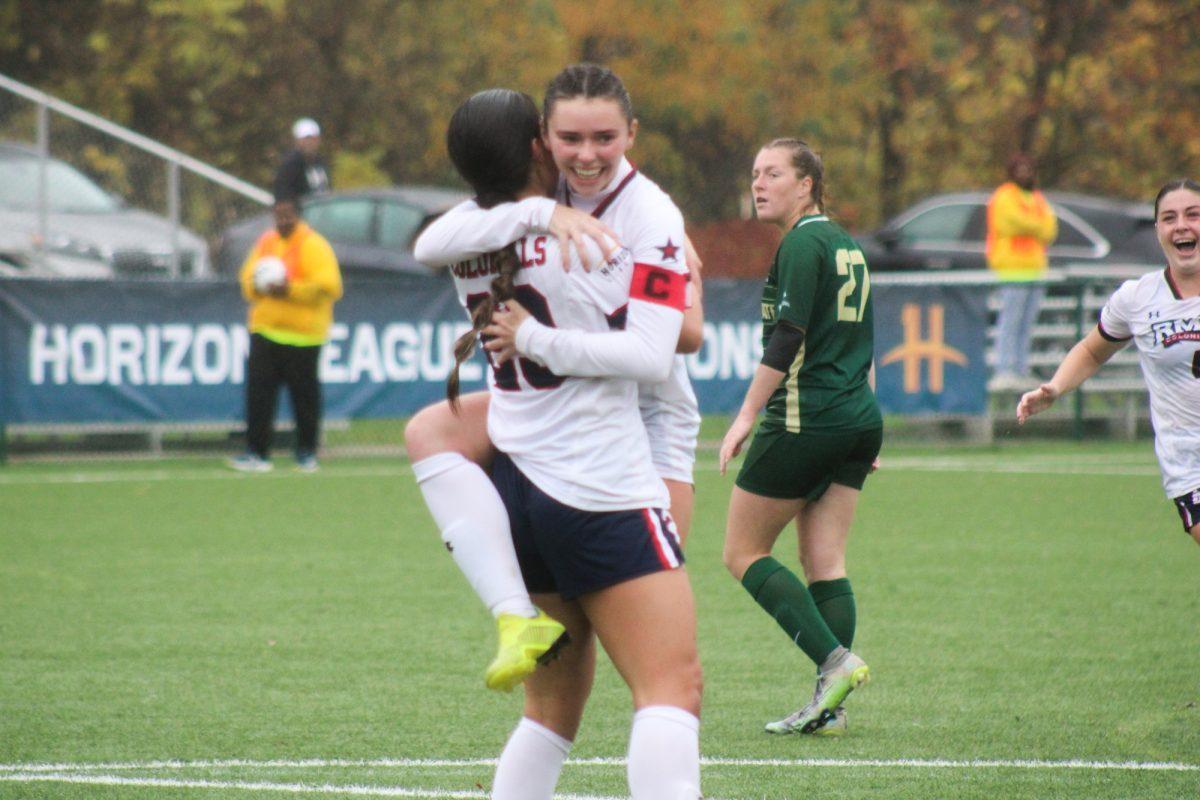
[1151,316,1200,347]
[450,236,549,280]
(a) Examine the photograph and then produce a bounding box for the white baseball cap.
[292,118,321,139]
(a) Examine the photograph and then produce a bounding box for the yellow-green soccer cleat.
[484,610,570,692]
[764,652,868,735]
[811,706,847,737]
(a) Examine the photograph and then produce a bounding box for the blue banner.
[0,276,473,425]
[0,276,988,425]
[872,284,990,415]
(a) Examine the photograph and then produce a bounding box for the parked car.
[0,142,211,278]
[856,191,1162,272]
[214,186,469,279]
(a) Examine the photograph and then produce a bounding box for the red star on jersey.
[656,238,680,261]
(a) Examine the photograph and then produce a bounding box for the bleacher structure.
[984,267,1153,441]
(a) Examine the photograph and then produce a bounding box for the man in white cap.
[273,117,331,203]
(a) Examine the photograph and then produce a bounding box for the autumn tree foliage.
[1,0,1197,270]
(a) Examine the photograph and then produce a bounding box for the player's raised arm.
[1017,327,1126,423]
[414,197,618,271]
[414,197,554,266]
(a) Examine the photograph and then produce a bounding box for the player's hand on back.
[483,300,532,364]
[548,205,620,272]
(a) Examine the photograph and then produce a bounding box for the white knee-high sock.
[627,705,701,800]
[412,452,536,618]
[491,717,572,800]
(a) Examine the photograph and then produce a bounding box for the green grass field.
[2,439,1198,799]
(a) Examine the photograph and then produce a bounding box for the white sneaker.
[294,453,319,473]
[228,453,273,473]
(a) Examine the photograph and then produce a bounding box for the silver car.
[0,142,210,279]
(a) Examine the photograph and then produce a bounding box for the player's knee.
[721,540,757,581]
[403,407,447,460]
[1190,523,1200,547]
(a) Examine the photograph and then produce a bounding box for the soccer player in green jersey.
[719,139,882,736]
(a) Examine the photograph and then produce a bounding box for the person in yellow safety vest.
[986,153,1058,389]
[229,197,342,473]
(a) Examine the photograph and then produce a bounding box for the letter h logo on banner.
[881,303,967,393]
[874,285,988,416]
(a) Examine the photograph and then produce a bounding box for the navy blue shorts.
[490,452,684,600]
[1173,488,1200,534]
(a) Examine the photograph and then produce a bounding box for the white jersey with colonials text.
[1099,268,1200,498]
[562,158,701,484]
[413,177,689,511]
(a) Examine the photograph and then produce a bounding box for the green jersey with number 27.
[760,213,881,433]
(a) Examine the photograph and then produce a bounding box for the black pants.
[244,333,322,459]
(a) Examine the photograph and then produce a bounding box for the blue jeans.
[994,282,1045,376]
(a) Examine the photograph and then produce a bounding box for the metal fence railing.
[0,72,270,280]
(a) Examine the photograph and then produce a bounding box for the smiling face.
[543,97,636,197]
[751,146,814,229]
[1155,188,1200,275]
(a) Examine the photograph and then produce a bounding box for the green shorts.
[735,426,883,501]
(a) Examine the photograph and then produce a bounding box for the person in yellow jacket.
[986,153,1058,389]
[229,197,343,473]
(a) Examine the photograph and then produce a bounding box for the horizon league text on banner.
[0,277,767,426]
[873,284,990,415]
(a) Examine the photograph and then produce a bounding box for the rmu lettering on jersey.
[1151,316,1200,347]
[450,236,548,280]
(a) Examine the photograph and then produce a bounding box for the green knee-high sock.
[741,556,841,666]
[809,577,855,649]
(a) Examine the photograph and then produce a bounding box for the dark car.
[857,191,1162,272]
[214,186,468,278]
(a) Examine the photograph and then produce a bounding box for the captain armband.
[761,320,807,371]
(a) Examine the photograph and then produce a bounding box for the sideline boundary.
[2,755,1196,772]
[0,453,1164,486]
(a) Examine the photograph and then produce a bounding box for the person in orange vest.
[229,197,342,473]
[986,153,1058,389]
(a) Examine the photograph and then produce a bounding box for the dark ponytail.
[446,248,519,408]
[443,88,541,408]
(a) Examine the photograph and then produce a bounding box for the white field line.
[1,773,480,798]
[0,465,412,485]
[0,455,1162,486]
[0,772,627,800]
[1,756,1196,773]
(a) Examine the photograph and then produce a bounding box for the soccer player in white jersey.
[414,79,702,800]
[406,72,703,700]
[1018,178,1200,547]
[540,64,703,539]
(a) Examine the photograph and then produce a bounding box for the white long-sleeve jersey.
[1099,268,1200,498]
[413,169,689,510]
[560,160,701,484]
